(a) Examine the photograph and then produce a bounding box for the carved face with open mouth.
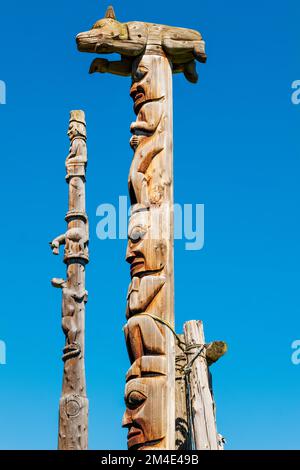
[126,208,167,277]
[130,61,150,113]
[130,55,166,113]
[122,376,166,449]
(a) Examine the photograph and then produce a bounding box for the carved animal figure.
[50,227,88,257]
[76,6,206,83]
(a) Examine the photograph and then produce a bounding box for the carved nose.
[126,251,135,265]
[126,243,134,264]
[130,83,138,98]
[122,411,132,428]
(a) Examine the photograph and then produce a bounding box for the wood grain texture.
[76,6,206,84]
[122,51,175,451]
[50,110,89,450]
[76,6,207,450]
[183,320,222,450]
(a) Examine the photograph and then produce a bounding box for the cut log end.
[206,341,227,366]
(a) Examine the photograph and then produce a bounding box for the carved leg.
[62,317,78,346]
[184,61,198,84]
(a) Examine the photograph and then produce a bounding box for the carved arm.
[127,275,166,317]
[50,234,66,255]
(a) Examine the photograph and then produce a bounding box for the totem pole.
[76,6,206,450]
[50,110,89,450]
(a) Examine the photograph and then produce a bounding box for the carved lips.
[130,84,146,114]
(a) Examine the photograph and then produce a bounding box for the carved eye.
[126,391,146,408]
[133,67,147,83]
[129,225,147,242]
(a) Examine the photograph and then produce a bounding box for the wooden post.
[183,320,226,450]
[76,5,206,450]
[50,110,89,450]
[175,335,190,450]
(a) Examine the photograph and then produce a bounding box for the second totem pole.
[76,6,206,450]
[50,111,89,450]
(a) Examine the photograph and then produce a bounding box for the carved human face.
[67,122,86,141]
[67,123,77,140]
[122,376,166,449]
[130,55,166,113]
[126,209,167,277]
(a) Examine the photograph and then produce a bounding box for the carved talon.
[89,58,109,74]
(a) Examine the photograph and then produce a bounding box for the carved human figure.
[128,55,167,206]
[125,206,168,363]
[126,206,167,279]
[122,357,167,450]
[51,278,88,360]
[66,111,87,178]
[76,7,206,451]
[126,210,166,316]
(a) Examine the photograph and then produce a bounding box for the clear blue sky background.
[0,0,299,450]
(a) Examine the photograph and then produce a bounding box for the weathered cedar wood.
[184,320,226,450]
[175,334,190,450]
[50,110,89,450]
[76,5,206,450]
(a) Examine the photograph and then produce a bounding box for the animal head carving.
[76,6,135,55]
[76,6,206,83]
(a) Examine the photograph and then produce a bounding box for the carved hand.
[130,135,142,150]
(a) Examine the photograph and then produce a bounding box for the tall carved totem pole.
[77,6,206,450]
[50,111,89,450]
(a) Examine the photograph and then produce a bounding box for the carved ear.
[105,5,116,19]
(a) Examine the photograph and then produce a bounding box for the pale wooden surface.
[50,110,89,450]
[77,6,206,84]
[76,6,207,450]
[122,51,176,450]
[183,320,220,450]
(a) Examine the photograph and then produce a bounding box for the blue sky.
[0,0,299,450]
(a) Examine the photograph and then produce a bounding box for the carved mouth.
[134,92,144,102]
[130,86,146,113]
[76,31,106,53]
[130,258,144,276]
[127,427,143,447]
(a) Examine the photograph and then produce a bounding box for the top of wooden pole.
[76,6,206,83]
